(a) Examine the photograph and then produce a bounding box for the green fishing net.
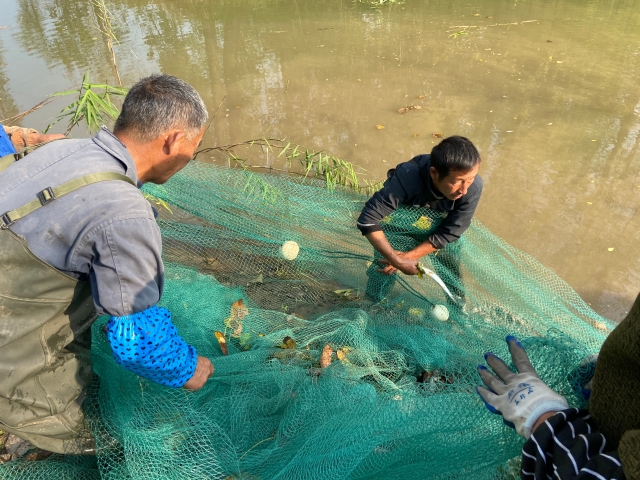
[0,162,614,479]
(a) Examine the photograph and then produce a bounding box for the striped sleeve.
[522,408,626,479]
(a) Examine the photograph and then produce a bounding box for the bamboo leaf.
[50,89,82,97]
[278,142,291,158]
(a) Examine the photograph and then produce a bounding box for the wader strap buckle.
[37,187,56,205]
[1,172,136,228]
[0,212,13,229]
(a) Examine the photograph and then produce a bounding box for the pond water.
[1,0,639,321]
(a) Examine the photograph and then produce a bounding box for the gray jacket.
[0,127,163,316]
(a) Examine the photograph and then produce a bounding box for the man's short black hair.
[430,136,481,178]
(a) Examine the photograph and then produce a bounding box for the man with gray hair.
[0,74,212,456]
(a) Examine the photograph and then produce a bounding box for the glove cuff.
[522,399,569,439]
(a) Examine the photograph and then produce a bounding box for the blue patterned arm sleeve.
[106,305,198,388]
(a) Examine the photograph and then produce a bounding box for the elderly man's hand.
[476,336,569,439]
[183,355,214,391]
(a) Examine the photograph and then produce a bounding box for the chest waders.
[0,162,135,454]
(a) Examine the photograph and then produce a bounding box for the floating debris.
[397,105,422,114]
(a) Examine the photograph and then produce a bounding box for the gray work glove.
[476,335,569,439]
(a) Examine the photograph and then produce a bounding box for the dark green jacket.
[591,293,640,479]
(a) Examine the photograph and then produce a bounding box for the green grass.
[198,138,384,196]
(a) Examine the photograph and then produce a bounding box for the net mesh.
[0,162,614,479]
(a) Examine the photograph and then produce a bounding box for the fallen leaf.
[333,289,353,299]
[607,247,614,252]
[432,132,444,138]
[418,94,426,99]
[336,347,352,361]
[587,202,592,205]
[397,107,408,114]
[375,124,385,129]
[473,13,480,16]
[224,299,249,338]
[235,105,243,109]
[320,344,333,368]
[394,299,406,310]
[215,331,228,356]
[466,122,472,126]
[412,133,419,137]
[281,336,297,349]
[556,61,563,64]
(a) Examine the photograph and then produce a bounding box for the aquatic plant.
[197,138,384,196]
[44,71,127,135]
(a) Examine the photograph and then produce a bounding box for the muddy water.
[1,0,639,321]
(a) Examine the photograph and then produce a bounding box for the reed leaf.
[45,70,127,135]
